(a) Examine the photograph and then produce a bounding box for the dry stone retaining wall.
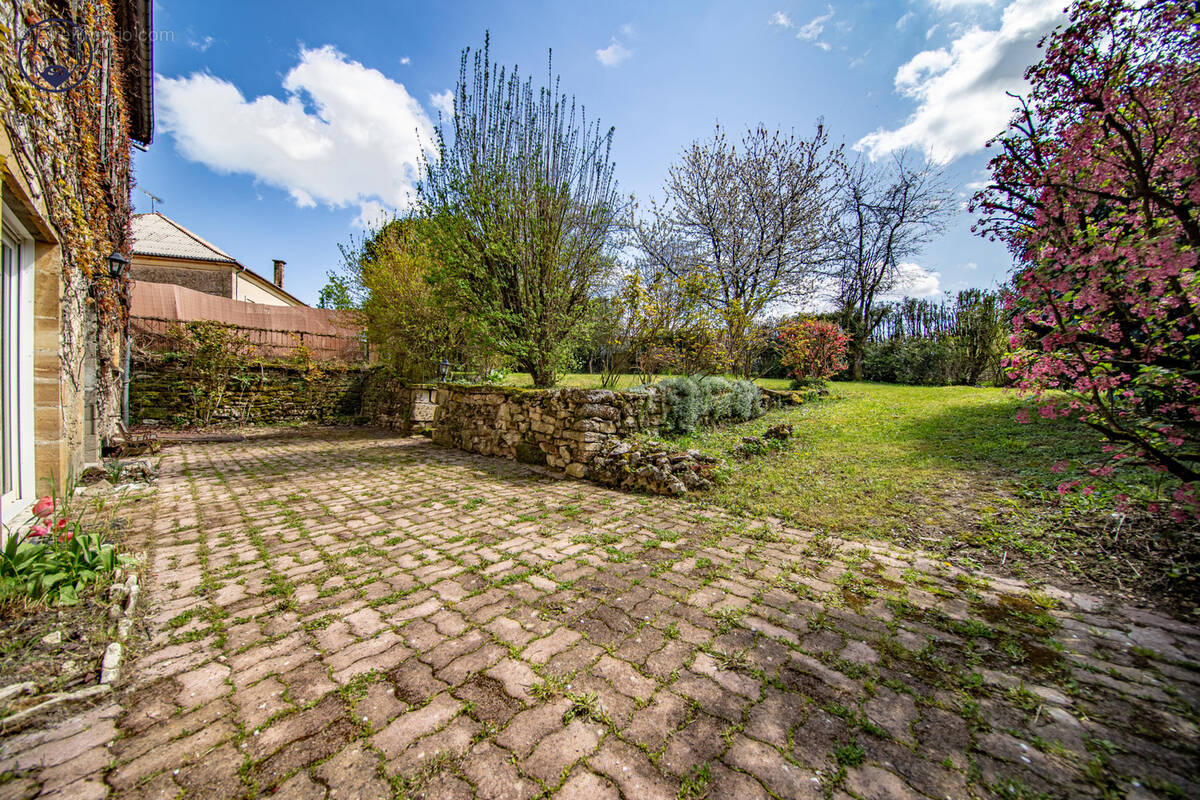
[360,372,439,434]
[429,386,664,473]
[131,363,771,494]
[130,359,368,426]
[423,385,730,495]
[360,376,732,494]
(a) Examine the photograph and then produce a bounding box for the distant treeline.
[858,289,1009,386]
[870,290,1001,342]
[568,288,1010,388]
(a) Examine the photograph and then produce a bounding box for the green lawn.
[501,372,793,390]
[656,382,1186,593]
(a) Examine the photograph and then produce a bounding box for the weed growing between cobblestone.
[676,761,711,799]
[389,749,459,798]
[563,691,609,726]
[529,674,568,702]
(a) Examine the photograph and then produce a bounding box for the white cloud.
[595,39,632,67]
[964,173,990,192]
[156,46,436,223]
[772,7,836,49]
[353,200,393,229]
[620,22,636,38]
[430,89,454,118]
[399,56,411,65]
[888,262,943,298]
[894,49,954,88]
[896,11,916,29]
[929,0,999,10]
[188,35,214,53]
[856,0,1066,163]
[796,6,834,41]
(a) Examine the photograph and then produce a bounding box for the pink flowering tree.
[973,0,1200,514]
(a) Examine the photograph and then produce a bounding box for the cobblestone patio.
[3,429,1198,799]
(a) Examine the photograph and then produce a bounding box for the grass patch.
[834,740,866,766]
[501,372,791,391]
[660,382,1195,603]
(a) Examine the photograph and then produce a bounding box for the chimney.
[272,259,286,289]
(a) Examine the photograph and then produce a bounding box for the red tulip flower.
[31,496,54,518]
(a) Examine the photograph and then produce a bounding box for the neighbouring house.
[128,212,364,362]
[1,0,153,524]
[130,212,306,307]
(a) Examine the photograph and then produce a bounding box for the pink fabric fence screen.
[130,281,364,362]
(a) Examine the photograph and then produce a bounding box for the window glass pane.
[1,240,12,495]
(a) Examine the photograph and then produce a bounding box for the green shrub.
[862,338,958,385]
[656,376,762,433]
[166,321,256,425]
[699,376,732,420]
[657,377,703,434]
[854,289,1008,386]
[729,379,762,421]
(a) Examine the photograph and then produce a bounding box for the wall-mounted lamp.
[107,250,129,280]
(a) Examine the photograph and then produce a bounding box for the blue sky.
[134,0,1067,306]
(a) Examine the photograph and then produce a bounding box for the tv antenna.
[140,188,164,213]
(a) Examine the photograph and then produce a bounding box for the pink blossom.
[975,0,1199,518]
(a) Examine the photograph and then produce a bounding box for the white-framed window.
[1,205,36,526]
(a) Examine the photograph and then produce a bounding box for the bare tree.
[633,124,840,375]
[828,153,953,379]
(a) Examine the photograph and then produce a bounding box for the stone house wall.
[130,263,233,298]
[1,0,149,504]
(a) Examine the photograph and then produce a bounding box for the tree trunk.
[529,359,556,388]
[851,341,865,381]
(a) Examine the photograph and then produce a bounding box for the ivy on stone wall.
[130,357,369,427]
[1,0,134,434]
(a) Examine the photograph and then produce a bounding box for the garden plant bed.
[0,481,152,732]
[499,371,793,391]
[0,594,111,703]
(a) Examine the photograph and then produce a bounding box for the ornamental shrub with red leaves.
[973,0,1200,518]
[778,319,851,382]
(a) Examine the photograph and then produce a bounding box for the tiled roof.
[131,212,238,263]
